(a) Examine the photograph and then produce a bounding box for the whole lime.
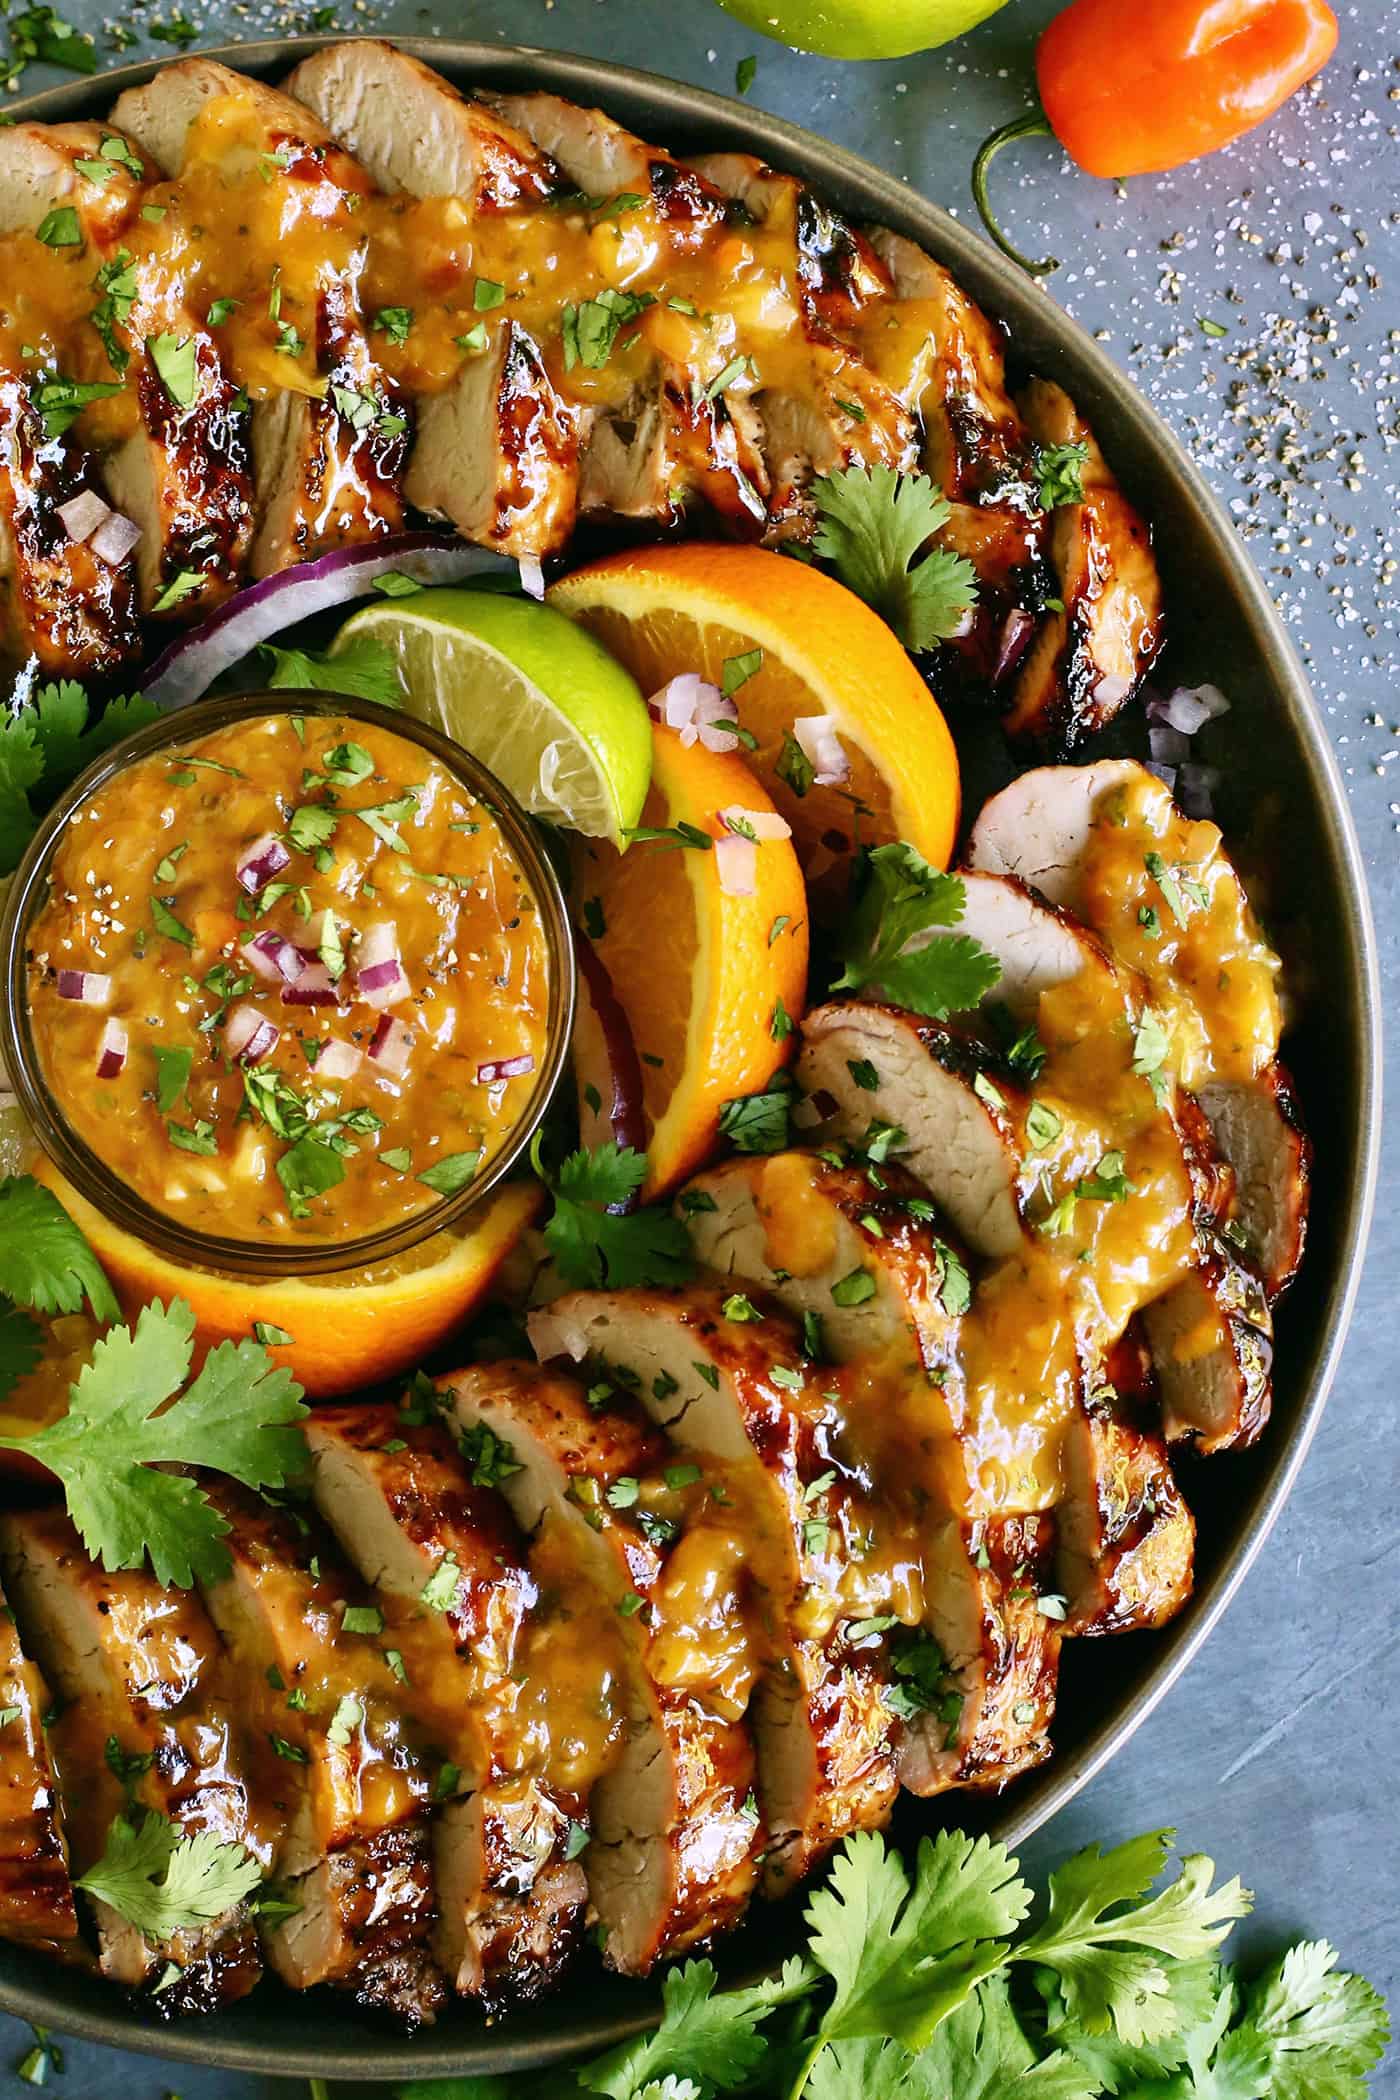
[713,0,1009,59]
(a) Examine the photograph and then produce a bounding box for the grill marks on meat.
[0,1509,264,2012]
[439,1361,764,1972]
[300,1408,587,2012]
[0,1583,79,1958]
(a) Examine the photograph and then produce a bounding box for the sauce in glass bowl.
[4,694,571,1267]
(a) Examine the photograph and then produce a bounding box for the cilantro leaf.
[1240,1940,1390,2100]
[1035,442,1089,511]
[802,1828,1031,2057]
[834,844,1002,1019]
[718,1082,793,1155]
[260,635,403,708]
[538,1141,694,1292]
[0,1176,119,1323]
[0,1302,44,1400]
[75,1808,262,1937]
[579,1956,814,2099]
[1012,1832,1250,2044]
[807,2038,939,2100]
[1035,1958,1223,2093]
[0,684,158,873]
[812,465,978,653]
[0,1299,308,1586]
[911,1976,1096,2100]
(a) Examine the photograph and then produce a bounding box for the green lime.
[0,1100,35,1179]
[330,588,652,846]
[713,0,1008,59]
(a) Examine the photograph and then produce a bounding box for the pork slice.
[0,1584,79,1957]
[0,1509,264,2010]
[690,151,891,333]
[798,1001,1033,1258]
[1003,380,1164,750]
[1141,1230,1273,1454]
[440,1360,762,1971]
[927,869,1119,1019]
[965,760,1143,906]
[301,1406,586,2007]
[678,1151,1058,1794]
[538,1287,900,1895]
[1197,1063,1309,1297]
[486,90,722,233]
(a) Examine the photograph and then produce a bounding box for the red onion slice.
[58,489,111,544]
[89,511,142,567]
[95,1016,127,1078]
[281,962,341,1008]
[477,1053,535,1084]
[236,833,291,895]
[792,714,851,787]
[368,1013,414,1076]
[242,931,307,987]
[57,969,112,1007]
[141,533,512,712]
[990,609,1036,687]
[715,833,757,897]
[226,1002,280,1065]
[314,1036,362,1081]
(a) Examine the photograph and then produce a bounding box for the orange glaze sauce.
[0,87,893,479]
[25,711,550,1245]
[1075,771,1282,1087]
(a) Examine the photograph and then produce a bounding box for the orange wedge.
[28,1156,540,1401]
[551,543,960,888]
[575,723,809,1201]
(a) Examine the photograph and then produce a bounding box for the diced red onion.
[791,1094,824,1130]
[95,1016,127,1078]
[1091,673,1133,714]
[242,931,307,987]
[1148,721,1192,767]
[368,1013,414,1076]
[89,511,142,567]
[1145,761,1178,791]
[57,969,112,1007]
[991,609,1036,687]
[518,555,545,601]
[1176,763,1219,819]
[357,921,398,969]
[1147,683,1232,735]
[715,833,756,897]
[281,962,341,1007]
[526,1305,588,1363]
[236,832,291,895]
[477,1053,535,1085]
[792,714,850,786]
[652,673,738,754]
[141,532,513,713]
[58,489,111,544]
[225,1002,280,1065]
[720,805,791,842]
[315,1036,362,1081]
[355,921,409,1009]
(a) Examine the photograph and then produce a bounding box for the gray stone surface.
[0,0,1395,2091]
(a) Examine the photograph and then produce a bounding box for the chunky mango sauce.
[24,710,550,1245]
[0,89,912,473]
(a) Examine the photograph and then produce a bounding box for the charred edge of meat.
[140,1920,263,2020]
[135,351,254,597]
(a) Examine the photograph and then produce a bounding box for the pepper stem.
[971,111,1060,278]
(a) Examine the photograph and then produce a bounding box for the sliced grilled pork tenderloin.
[197,1483,444,2025]
[1059,1328,1194,1634]
[439,1360,763,1972]
[1001,380,1164,749]
[536,1285,903,1895]
[108,61,408,579]
[862,225,1048,642]
[968,761,1308,1298]
[1140,1228,1273,1453]
[0,1509,265,2014]
[0,1584,79,1959]
[283,45,581,557]
[301,1407,587,2009]
[917,869,1120,1020]
[679,1150,1058,1791]
[0,121,253,619]
[0,377,141,680]
[798,1001,1034,1258]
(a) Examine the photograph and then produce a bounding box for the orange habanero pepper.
[974,0,1339,275]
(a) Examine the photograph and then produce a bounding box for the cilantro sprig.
[76,1808,263,1939]
[833,844,1002,1020]
[533,1137,694,1292]
[811,465,978,654]
[0,1297,308,1587]
[0,682,158,872]
[0,1176,120,1401]
[399,1824,1385,2100]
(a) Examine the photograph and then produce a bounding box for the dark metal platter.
[0,35,1381,2082]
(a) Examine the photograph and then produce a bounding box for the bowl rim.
[0,31,1381,2081]
[0,688,577,1276]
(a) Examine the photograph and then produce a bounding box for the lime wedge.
[329,588,652,845]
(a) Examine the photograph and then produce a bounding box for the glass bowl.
[0,690,575,1278]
